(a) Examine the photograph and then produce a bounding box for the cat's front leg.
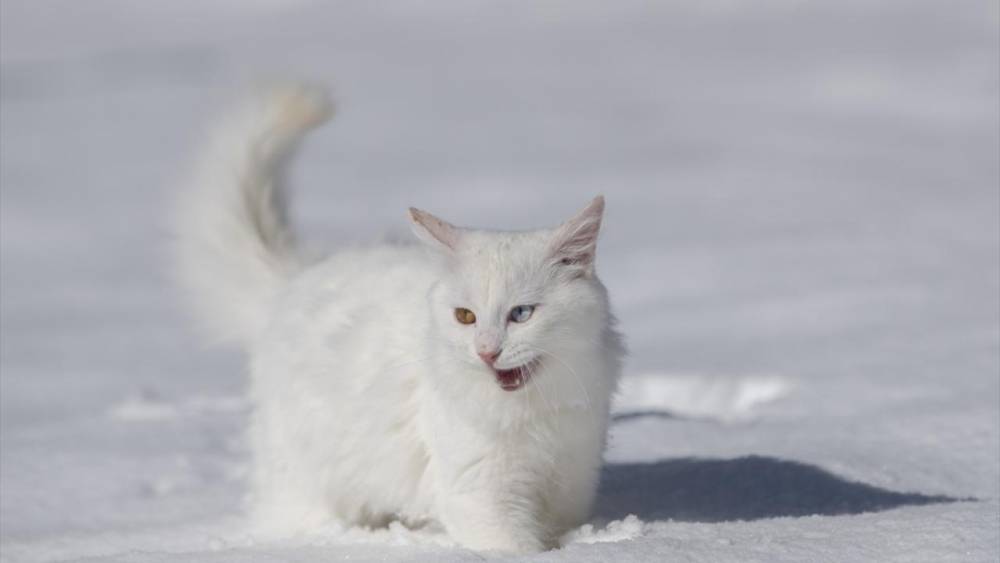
[423,392,555,552]
[435,468,550,554]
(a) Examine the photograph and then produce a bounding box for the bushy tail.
[173,84,332,344]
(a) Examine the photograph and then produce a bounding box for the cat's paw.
[478,538,547,554]
[455,530,548,554]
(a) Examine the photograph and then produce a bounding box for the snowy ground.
[1,1,998,561]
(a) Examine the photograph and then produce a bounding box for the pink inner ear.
[409,207,460,250]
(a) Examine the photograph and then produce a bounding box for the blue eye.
[509,305,535,323]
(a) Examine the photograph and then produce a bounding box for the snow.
[615,373,791,422]
[1,0,997,561]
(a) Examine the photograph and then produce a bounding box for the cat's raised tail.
[173,84,332,344]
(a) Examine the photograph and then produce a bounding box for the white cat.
[174,85,625,553]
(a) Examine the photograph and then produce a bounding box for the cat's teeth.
[495,366,528,391]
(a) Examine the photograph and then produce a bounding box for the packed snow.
[1,0,997,561]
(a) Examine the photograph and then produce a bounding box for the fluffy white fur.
[174,85,625,553]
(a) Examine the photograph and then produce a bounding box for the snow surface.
[1,0,998,561]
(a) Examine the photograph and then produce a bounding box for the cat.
[174,84,625,553]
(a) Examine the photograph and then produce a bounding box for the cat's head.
[409,196,613,395]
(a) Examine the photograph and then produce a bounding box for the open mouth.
[492,360,540,392]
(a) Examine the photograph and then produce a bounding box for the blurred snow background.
[1,1,997,561]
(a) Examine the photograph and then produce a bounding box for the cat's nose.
[477,349,501,366]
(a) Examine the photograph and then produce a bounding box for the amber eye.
[454,308,477,325]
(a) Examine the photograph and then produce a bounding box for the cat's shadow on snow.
[595,455,962,523]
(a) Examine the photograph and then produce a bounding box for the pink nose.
[477,349,501,365]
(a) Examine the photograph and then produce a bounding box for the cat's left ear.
[549,195,604,277]
[409,207,461,252]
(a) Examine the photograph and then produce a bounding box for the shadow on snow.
[596,455,964,523]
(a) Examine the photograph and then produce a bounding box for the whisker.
[528,358,556,418]
[523,345,594,412]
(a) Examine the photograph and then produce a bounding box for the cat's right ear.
[409,207,461,252]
